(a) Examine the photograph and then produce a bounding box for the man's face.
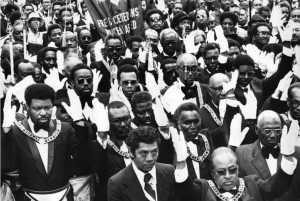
[253,26,270,46]
[13,24,24,42]
[237,64,254,87]
[109,106,131,141]
[132,142,158,172]
[131,41,142,60]
[209,78,229,106]
[164,63,178,86]
[14,44,24,56]
[176,56,198,85]
[291,10,300,23]
[72,69,93,98]
[149,13,163,32]
[133,101,153,126]
[53,5,62,17]
[221,18,234,32]
[281,7,289,18]
[212,153,239,191]
[106,39,123,61]
[42,51,57,70]
[141,0,147,10]
[195,10,208,27]
[79,30,92,49]
[172,3,183,16]
[204,48,219,73]
[120,72,139,99]
[161,33,178,55]
[288,88,300,121]
[178,19,191,36]
[90,46,96,62]
[34,67,43,83]
[238,9,248,25]
[50,28,62,43]
[27,99,53,128]
[32,0,41,4]
[230,7,240,17]
[256,116,282,148]
[220,0,232,9]
[66,34,77,49]
[42,0,51,11]
[62,18,74,32]
[292,0,299,8]
[166,0,176,9]
[16,62,35,83]
[61,10,71,17]
[145,31,159,50]
[261,11,271,23]
[228,46,240,62]
[56,105,73,122]
[292,23,300,43]
[29,18,42,29]
[24,6,34,17]
[82,2,88,14]
[196,0,207,9]
[177,110,201,141]
[253,0,262,10]
[239,0,249,8]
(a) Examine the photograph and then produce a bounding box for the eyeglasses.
[216,166,238,176]
[120,80,138,86]
[81,36,92,41]
[258,127,282,136]
[289,100,300,108]
[77,77,93,85]
[257,31,271,37]
[204,56,218,63]
[150,16,162,22]
[179,65,198,74]
[136,108,153,117]
[291,15,300,19]
[162,41,177,46]
[51,32,62,37]
[222,22,234,27]
[238,71,255,77]
[110,115,131,126]
[106,46,123,53]
[44,57,57,62]
[209,86,223,93]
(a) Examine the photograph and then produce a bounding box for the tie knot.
[144,173,152,184]
[243,88,248,93]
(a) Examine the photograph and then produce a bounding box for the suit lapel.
[23,119,48,178]
[108,138,126,168]
[156,164,173,201]
[234,85,247,105]
[251,141,271,180]
[47,120,56,175]
[250,81,262,104]
[124,164,147,201]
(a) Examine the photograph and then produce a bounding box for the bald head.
[209,73,229,87]
[177,53,197,66]
[210,147,237,170]
[257,110,281,127]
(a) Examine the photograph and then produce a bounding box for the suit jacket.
[2,118,89,191]
[108,163,175,201]
[154,53,177,64]
[236,140,300,201]
[174,165,294,201]
[196,69,211,85]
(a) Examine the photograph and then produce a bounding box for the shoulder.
[110,164,129,182]
[156,162,175,172]
[236,144,254,158]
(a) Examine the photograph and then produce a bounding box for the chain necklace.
[194,82,204,108]
[107,140,133,159]
[203,104,222,126]
[186,133,210,163]
[14,120,61,144]
[102,59,117,81]
[207,178,245,201]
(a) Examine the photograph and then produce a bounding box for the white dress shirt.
[238,85,258,119]
[260,143,278,175]
[132,162,157,201]
[187,141,200,179]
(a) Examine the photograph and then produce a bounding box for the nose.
[145,111,150,117]
[40,109,46,115]
[127,82,132,87]
[20,32,23,37]
[244,73,249,78]
[146,152,153,162]
[224,170,231,179]
[49,60,54,64]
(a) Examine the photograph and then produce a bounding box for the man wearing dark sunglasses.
[78,28,92,55]
[236,110,300,201]
[145,9,165,35]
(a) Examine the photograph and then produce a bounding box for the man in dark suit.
[108,126,175,201]
[236,110,300,200]
[90,101,133,201]
[2,84,90,200]
[90,33,124,93]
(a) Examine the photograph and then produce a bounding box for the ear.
[255,125,258,135]
[175,26,179,31]
[71,80,74,87]
[287,99,290,107]
[208,87,212,97]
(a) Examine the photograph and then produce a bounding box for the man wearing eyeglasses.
[250,22,271,50]
[91,101,133,201]
[78,28,92,55]
[291,8,300,23]
[236,110,300,201]
[145,9,165,35]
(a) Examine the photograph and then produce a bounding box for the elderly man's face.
[204,48,219,73]
[178,19,191,36]
[13,24,24,42]
[161,33,178,55]
[79,30,92,49]
[149,13,163,32]
[50,28,62,43]
[145,30,159,50]
[256,115,282,148]
[253,26,270,46]
[176,55,198,86]
[288,88,300,121]
[292,23,300,43]
[196,0,207,9]
[212,152,239,191]
[238,9,248,25]
[195,10,208,27]
[42,51,57,71]
[65,34,77,48]
[209,76,229,106]
[222,18,234,32]
[252,0,262,10]
[291,10,300,23]
[109,106,131,141]
[239,0,249,7]
[177,110,201,141]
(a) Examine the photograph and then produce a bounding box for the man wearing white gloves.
[172,122,298,201]
[236,110,300,201]
[2,84,90,200]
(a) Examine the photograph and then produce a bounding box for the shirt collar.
[132,161,157,185]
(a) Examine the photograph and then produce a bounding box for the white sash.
[69,175,94,201]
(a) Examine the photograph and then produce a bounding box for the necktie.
[261,146,280,159]
[243,88,248,93]
[34,124,49,133]
[144,173,156,200]
[219,188,238,195]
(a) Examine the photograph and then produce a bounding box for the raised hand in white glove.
[268,35,279,44]
[2,90,17,129]
[266,52,279,77]
[92,69,103,96]
[152,98,169,127]
[82,102,93,121]
[54,77,67,92]
[12,75,36,103]
[229,113,249,147]
[61,89,84,121]
[280,125,298,155]
[270,5,286,28]
[279,20,294,42]
[272,71,293,99]
[246,44,260,64]
[258,51,268,71]
[90,98,109,132]
[222,69,238,94]
[238,93,257,119]
[44,68,60,89]
[146,72,161,99]
[170,126,188,162]
[215,25,229,53]
[183,34,201,54]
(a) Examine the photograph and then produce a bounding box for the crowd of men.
[1,0,300,200]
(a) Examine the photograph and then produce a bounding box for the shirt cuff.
[283,47,293,57]
[281,156,298,175]
[218,54,227,64]
[158,127,171,140]
[226,99,238,107]
[97,135,110,149]
[175,164,189,183]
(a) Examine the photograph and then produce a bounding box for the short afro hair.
[160,58,177,74]
[117,64,139,80]
[127,36,144,49]
[262,43,282,56]
[219,12,238,26]
[249,22,271,42]
[131,91,152,110]
[145,9,164,24]
[70,63,93,81]
[117,58,138,68]
[233,54,254,70]
[203,42,220,58]
[25,84,56,106]
[47,24,62,37]
[228,39,240,49]
[104,33,123,46]
[41,47,57,59]
[288,82,300,100]
[173,102,201,125]
[126,126,161,156]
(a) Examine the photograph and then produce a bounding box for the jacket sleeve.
[174,177,202,201]
[107,177,124,201]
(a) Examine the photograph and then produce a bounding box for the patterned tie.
[144,173,156,200]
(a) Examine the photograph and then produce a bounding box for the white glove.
[280,75,293,101]
[246,44,260,64]
[110,78,119,99]
[280,125,298,155]
[157,65,168,90]
[92,69,103,95]
[12,75,36,104]
[170,127,188,162]
[145,72,160,100]
[258,51,268,71]
[90,99,109,132]
[238,93,257,119]
[268,35,279,44]
[152,98,169,127]
[44,68,60,89]
[183,34,200,54]
[2,90,17,128]
[215,25,229,53]
[162,82,185,114]
[279,20,294,42]
[229,113,249,147]
[272,71,293,99]
[125,48,133,58]
[54,77,67,92]
[266,52,278,77]
[222,69,238,93]
[270,5,286,28]
[61,89,84,121]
